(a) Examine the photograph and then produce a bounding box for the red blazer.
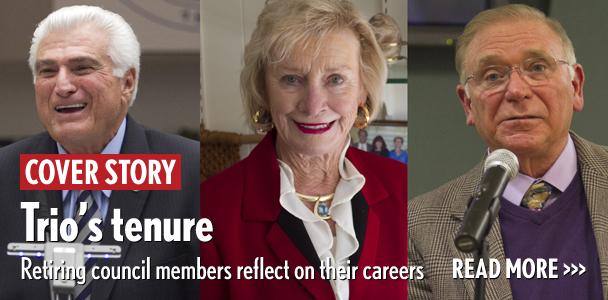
[201,131,407,299]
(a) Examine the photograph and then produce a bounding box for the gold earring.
[354,105,370,129]
[253,109,273,134]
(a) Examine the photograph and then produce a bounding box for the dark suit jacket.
[408,134,608,300]
[351,142,372,152]
[201,131,407,299]
[0,115,200,300]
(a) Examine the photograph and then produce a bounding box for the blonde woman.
[201,1,407,298]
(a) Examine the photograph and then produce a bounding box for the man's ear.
[121,68,137,105]
[456,84,475,126]
[571,64,585,112]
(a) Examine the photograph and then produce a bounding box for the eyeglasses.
[464,56,571,93]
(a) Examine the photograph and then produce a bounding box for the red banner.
[20,154,181,190]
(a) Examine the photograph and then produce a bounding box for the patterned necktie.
[521,180,554,211]
[72,190,101,300]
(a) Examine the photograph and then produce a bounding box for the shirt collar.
[277,139,365,262]
[277,138,365,218]
[59,117,127,201]
[503,135,578,206]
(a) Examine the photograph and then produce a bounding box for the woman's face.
[265,28,367,157]
[394,139,403,150]
[375,140,383,150]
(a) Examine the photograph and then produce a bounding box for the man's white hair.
[28,5,141,105]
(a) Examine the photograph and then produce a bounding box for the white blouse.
[278,142,365,300]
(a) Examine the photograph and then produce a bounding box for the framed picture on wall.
[350,122,408,165]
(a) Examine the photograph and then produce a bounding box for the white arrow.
[570,263,578,276]
[578,263,586,276]
[563,263,570,275]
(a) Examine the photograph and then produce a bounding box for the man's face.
[34,23,135,153]
[358,130,368,143]
[456,20,584,160]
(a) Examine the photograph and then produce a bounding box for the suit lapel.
[21,134,64,230]
[345,149,389,300]
[572,134,608,298]
[245,134,395,299]
[448,162,513,300]
[242,131,334,298]
[21,190,63,221]
[95,189,150,300]
[275,191,371,300]
[348,196,379,300]
[268,215,334,298]
[277,208,322,269]
[423,135,608,300]
[94,116,152,300]
[274,188,371,299]
[29,134,63,216]
[349,191,368,267]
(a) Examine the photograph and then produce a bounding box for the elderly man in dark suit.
[0,6,198,300]
[352,129,373,152]
[409,4,608,300]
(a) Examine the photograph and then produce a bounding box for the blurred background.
[0,0,200,146]
[409,0,608,197]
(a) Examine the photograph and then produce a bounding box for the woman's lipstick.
[295,121,334,134]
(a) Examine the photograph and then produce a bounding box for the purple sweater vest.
[499,172,603,300]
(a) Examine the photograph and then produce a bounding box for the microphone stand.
[7,242,121,300]
[473,239,490,300]
[455,181,504,300]
[455,148,518,300]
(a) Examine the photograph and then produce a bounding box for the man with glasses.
[409,4,607,300]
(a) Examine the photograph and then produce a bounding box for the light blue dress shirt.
[58,117,127,221]
[502,135,577,208]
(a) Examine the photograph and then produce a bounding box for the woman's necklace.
[296,192,334,220]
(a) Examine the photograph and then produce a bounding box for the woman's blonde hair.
[241,0,387,128]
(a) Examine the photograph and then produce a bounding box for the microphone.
[454,149,519,253]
